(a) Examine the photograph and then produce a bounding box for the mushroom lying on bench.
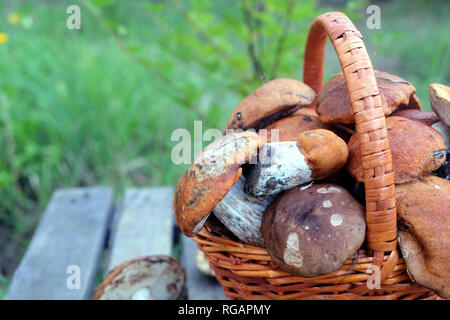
[246,129,348,197]
[93,256,186,300]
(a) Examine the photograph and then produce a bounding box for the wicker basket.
[192,11,443,300]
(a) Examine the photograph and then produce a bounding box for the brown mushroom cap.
[317,70,417,124]
[390,109,440,127]
[297,129,349,180]
[226,78,315,130]
[429,83,450,127]
[93,256,186,300]
[260,183,366,277]
[347,116,446,184]
[396,175,450,298]
[174,131,259,237]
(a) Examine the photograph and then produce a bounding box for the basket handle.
[303,12,398,261]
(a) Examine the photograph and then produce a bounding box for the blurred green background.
[0,0,448,297]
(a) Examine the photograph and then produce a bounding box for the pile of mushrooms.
[174,76,450,298]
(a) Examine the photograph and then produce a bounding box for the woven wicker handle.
[303,12,397,257]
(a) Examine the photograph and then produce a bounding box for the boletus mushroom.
[226,78,316,130]
[317,70,418,124]
[93,256,186,300]
[347,116,447,184]
[246,129,348,197]
[395,175,450,299]
[174,131,259,237]
[174,131,274,246]
[195,250,215,277]
[260,183,366,277]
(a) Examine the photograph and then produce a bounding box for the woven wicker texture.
[193,12,442,300]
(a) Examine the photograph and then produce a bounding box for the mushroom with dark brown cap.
[260,183,366,277]
[246,129,348,197]
[347,116,447,184]
[174,131,275,246]
[317,70,418,124]
[93,256,186,300]
[429,83,450,127]
[395,175,450,299]
[226,78,316,130]
[195,250,215,277]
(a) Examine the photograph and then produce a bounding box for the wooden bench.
[4,186,227,300]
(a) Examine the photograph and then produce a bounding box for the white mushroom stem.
[213,177,274,247]
[131,287,154,300]
[245,141,313,197]
[432,121,450,150]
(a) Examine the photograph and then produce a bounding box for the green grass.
[0,0,448,297]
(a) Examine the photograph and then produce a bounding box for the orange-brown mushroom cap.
[396,175,450,298]
[347,117,446,184]
[317,70,417,124]
[297,129,349,180]
[174,131,259,237]
[226,78,315,130]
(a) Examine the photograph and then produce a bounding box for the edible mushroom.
[395,175,450,299]
[174,131,259,237]
[226,78,315,130]
[260,183,366,277]
[93,256,186,300]
[174,131,275,246]
[246,129,348,197]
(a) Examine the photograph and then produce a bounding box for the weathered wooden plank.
[181,235,228,300]
[106,187,174,273]
[5,187,114,300]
